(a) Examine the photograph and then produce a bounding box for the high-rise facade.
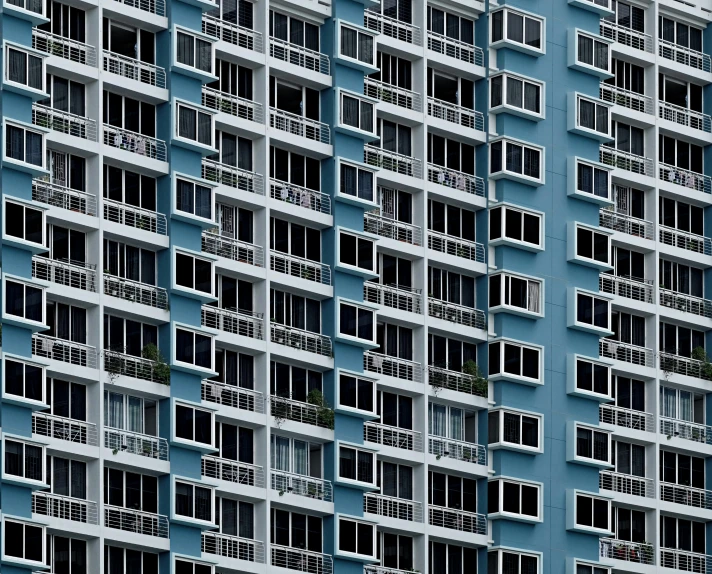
[0,0,710,570]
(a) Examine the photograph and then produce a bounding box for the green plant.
[272,395,290,427]
[429,369,446,395]
[692,346,712,380]
[462,360,488,397]
[142,343,171,385]
[307,389,334,430]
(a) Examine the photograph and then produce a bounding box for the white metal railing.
[104,427,169,460]
[269,36,329,75]
[270,108,330,144]
[660,101,712,133]
[270,251,331,285]
[600,20,653,52]
[427,31,483,66]
[660,549,711,574]
[103,124,167,162]
[103,348,169,385]
[270,395,333,429]
[364,351,422,382]
[32,412,98,445]
[103,50,166,88]
[270,545,332,574]
[660,417,712,445]
[364,10,421,45]
[202,454,264,487]
[599,147,653,177]
[202,305,264,340]
[202,379,264,413]
[270,323,332,357]
[364,283,422,314]
[32,333,98,368]
[202,532,265,563]
[365,567,416,574]
[660,288,712,318]
[202,85,264,124]
[599,469,654,498]
[104,505,169,538]
[598,339,654,367]
[429,437,487,465]
[32,492,98,524]
[428,505,486,534]
[32,103,97,141]
[364,145,422,178]
[428,230,484,262]
[32,256,97,292]
[659,38,711,72]
[364,421,423,452]
[364,492,423,522]
[202,231,264,266]
[659,225,712,256]
[202,14,264,53]
[599,274,653,303]
[428,364,488,397]
[427,163,484,196]
[599,208,654,240]
[599,538,654,564]
[427,97,484,131]
[33,179,96,216]
[659,163,711,195]
[428,298,485,329]
[103,198,167,235]
[364,77,421,112]
[111,0,165,16]
[32,29,97,66]
[364,211,422,245]
[104,275,167,310]
[599,83,652,115]
[660,482,712,510]
[270,179,331,215]
[270,470,333,502]
[202,158,264,195]
[599,403,654,433]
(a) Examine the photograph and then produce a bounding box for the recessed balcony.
[599,147,653,177]
[598,274,654,304]
[428,505,486,535]
[660,482,712,510]
[428,298,485,329]
[427,365,487,397]
[660,226,711,255]
[269,107,330,144]
[201,305,264,340]
[269,36,330,75]
[599,84,653,115]
[364,10,422,45]
[660,101,711,133]
[659,39,710,73]
[364,492,423,522]
[104,274,168,310]
[270,251,331,285]
[32,412,98,446]
[364,283,423,315]
[203,13,263,53]
[202,85,264,124]
[104,505,169,538]
[364,350,421,382]
[103,347,170,385]
[104,427,169,460]
[32,29,97,67]
[269,395,334,429]
[103,124,168,162]
[270,178,331,216]
[103,199,167,235]
[111,0,165,17]
[270,470,333,501]
[599,20,653,52]
[599,208,654,240]
[363,211,422,245]
[599,403,654,433]
[599,538,653,565]
[32,491,99,524]
[270,545,332,574]
[364,421,423,452]
[202,158,264,195]
[428,437,486,466]
[270,323,332,357]
[427,97,484,132]
[660,288,712,318]
[32,103,97,141]
[659,163,711,195]
[428,230,485,263]
[364,78,421,112]
[202,379,264,413]
[32,333,98,369]
[426,31,484,66]
[32,178,97,216]
[660,549,711,573]
[599,339,654,367]
[201,454,264,488]
[364,145,422,179]
[427,163,484,197]
[202,230,264,267]
[32,256,97,293]
[599,469,654,498]
[102,50,166,88]
[202,532,265,563]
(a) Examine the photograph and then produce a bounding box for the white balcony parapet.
[660,225,712,256]
[104,505,169,538]
[364,77,421,111]
[270,469,333,502]
[32,492,99,524]
[364,283,422,314]
[202,14,264,53]
[427,163,484,196]
[103,124,167,162]
[599,147,653,177]
[32,412,98,446]
[599,538,654,564]
[428,365,487,397]
[104,427,169,460]
[427,97,484,131]
[599,403,654,433]
[202,454,264,488]
[103,198,167,235]
[270,178,331,215]
[659,38,711,72]
[660,482,712,510]
[270,108,330,144]
[599,274,654,303]
[364,492,423,522]
[660,101,711,132]
[429,437,487,465]
[202,379,264,413]
[102,50,166,88]
[428,505,486,534]
[32,103,97,141]
[659,163,711,195]
[270,251,331,285]
[202,230,264,267]
[270,545,333,574]
[270,323,332,357]
[202,85,264,124]
[428,230,485,263]
[364,351,422,382]
[364,421,423,452]
[599,20,653,52]
[103,348,170,385]
[202,305,264,340]
[33,179,96,216]
[104,275,168,310]
[364,211,422,245]
[202,532,265,563]
[269,36,329,75]
[660,416,712,445]
[32,256,97,293]
[599,469,654,498]
[111,0,165,16]
[364,10,421,45]
[660,288,712,318]
[599,339,654,367]
[660,549,711,574]
[32,29,97,66]
[426,31,484,66]
[202,158,264,195]
[32,333,98,369]
[270,395,333,429]
[428,298,485,329]
[599,208,654,240]
[599,83,653,115]
[365,145,422,178]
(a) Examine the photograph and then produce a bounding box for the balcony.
[660,352,712,381]
[599,539,654,565]
[599,469,654,498]
[32,29,97,66]
[428,230,484,263]
[660,549,711,574]
[363,421,423,452]
[269,37,329,75]
[660,102,712,133]
[270,108,330,144]
[270,251,331,285]
[428,364,487,397]
[102,50,166,88]
[363,211,422,245]
[111,0,165,16]
[599,274,654,304]
[32,492,98,524]
[270,179,331,215]
[426,31,484,66]
[428,505,486,534]
[659,39,711,73]
[32,412,98,445]
[202,14,264,53]
[202,379,264,413]
[270,470,333,501]
[104,427,169,460]
[364,492,423,522]
[103,198,167,235]
[32,256,97,292]
[428,298,485,329]
[660,416,712,445]
[103,348,170,385]
[270,323,332,357]
[364,145,422,178]
[364,283,422,314]
[660,288,712,318]
[599,147,653,177]
[104,275,168,310]
[103,125,167,162]
[427,164,484,197]
[270,545,332,574]
[202,532,265,563]
[599,208,654,240]
[364,10,421,45]
[660,225,712,256]
[104,505,169,538]
[364,351,422,382]
[599,403,654,433]
[32,104,97,141]
[599,84,653,115]
[427,97,484,132]
[661,482,712,510]
[202,86,264,124]
[659,163,711,195]
[202,454,264,488]
[32,179,96,216]
[202,158,264,195]
[365,567,415,574]
[32,333,98,368]
[364,77,421,112]
[202,305,264,340]
[203,231,264,267]
[599,20,653,52]
[429,437,487,465]
[599,339,654,367]
[270,395,333,429]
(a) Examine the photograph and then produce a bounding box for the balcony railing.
[202,532,265,563]
[660,352,712,381]
[428,365,487,397]
[111,0,165,16]
[270,179,331,215]
[32,412,98,445]
[32,104,97,141]
[103,124,167,162]
[363,421,423,452]
[428,230,484,262]
[32,333,98,369]
[202,379,264,413]
[427,31,483,66]
[270,323,332,357]
[270,470,333,502]
[428,505,486,534]
[427,97,484,131]
[659,163,711,195]
[599,20,653,52]
[202,454,264,488]
[270,108,330,144]
[659,38,711,73]
[660,482,712,510]
[202,305,264,340]
[269,36,329,75]
[599,339,654,367]
[104,505,169,538]
[364,77,421,111]
[364,283,422,314]
[103,348,170,385]
[364,492,423,522]
[104,427,169,460]
[32,29,97,66]
[364,10,421,45]
[363,211,422,245]
[202,158,264,195]
[103,50,166,88]
[599,538,654,565]
[271,545,332,574]
[599,469,654,498]
[364,145,422,178]
[599,403,654,433]
[428,298,485,329]
[32,256,97,292]
[202,14,263,53]
[660,417,712,445]
[429,437,487,465]
[202,85,263,124]
[202,231,264,267]
[270,395,333,429]
[32,492,98,524]
[103,198,167,235]
[104,275,168,310]
[599,147,653,177]
[660,225,712,256]
[660,288,712,318]
[365,567,416,574]
[660,549,711,574]
[32,179,96,216]
[427,163,484,196]
[364,351,422,382]
[270,251,331,285]
[599,208,654,240]
[599,274,653,303]
[599,83,653,115]
[660,101,712,133]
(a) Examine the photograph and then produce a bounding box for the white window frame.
[338,21,377,68]
[4,42,46,94]
[336,368,377,416]
[4,119,47,171]
[336,514,377,560]
[570,490,611,534]
[2,274,46,329]
[1,435,46,487]
[173,324,215,373]
[173,557,215,574]
[337,228,376,274]
[336,159,377,206]
[490,137,544,186]
[173,26,215,76]
[337,298,377,345]
[490,72,545,120]
[568,222,612,269]
[488,477,542,522]
[573,560,611,574]
[488,339,543,385]
[572,29,612,76]
[173,399,215,449]
[173,173,215,224]
[174,100,215,149]
[569,157,612,204]
[489,271,544,318]
[569,421,611,466]
[489,549,542,574]
[490,8,545,55]
[488,408,543,453]
[572,93,611,139]
[338,89,376,136]
[337,441,377,487]
[568,355,611,400]
[2,354,46,407]
[570,287,612,334]
[172,477,215,526]
[172,247,215,299]
[1,517,46,567]
[2,197,46,249]
[489,203,544,251]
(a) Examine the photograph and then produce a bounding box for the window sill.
[334,191,379,210]
[334,333,379,350]
[1,392,48,411]
[489,372,543,387]
[489,237,543,253]
[334,405,379,420]
[2,80,49,102]
[567,188,613,206]
[1,1,48,25]
[172,135,218,157]
[335,124,379,143]
[490,104,545,122]
[490,39,545,57]
[2,156,49,178]
[334,478,379,492]
[489,304,543,320]
[490,170,544,187]
[171,284,216,304]
[567,254,613,272]
[488,511,541,524]
[1,234,49,255]
[1,313,49,334]
[568,61,613,80]
[170,514,217,530]
[170,435,217,454]
[488,441,542,454]
[1,472,49,491]
[171,209,216,230]
[334,55,379,76]
[171,62,218,84]
[568,0,614,16]
[335,262,378,280]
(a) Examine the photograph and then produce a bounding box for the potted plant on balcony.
[462,360,488,397]
[692,346,712,380]
[429,367,446,396]
[307,389,334,430]
[142,343,170,385]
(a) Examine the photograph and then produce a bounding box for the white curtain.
[128,396,142,433]
[293,440,308,476]
[679,390,692,421]
[105,392,124,429]
[429,403,446,437]
[660,387,676,419]
[272,436,290,471]
[528,281,540,313]
[449,407,463,440]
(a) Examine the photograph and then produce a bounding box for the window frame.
[568,222,612,270]
[2,197,46,250]
[568,355,612,401]
[336,441,377,489]
[489,203,544,251]
[336,514,378,560]
[488,548,542,574]
[336,158,377,206]
[488,339,543,385]
[489,271,544,318]
[569,421,612,467]
[3,119,47,173]
[489,137,545,186]
[173,25,216,78]
[569,157,612,205]
[569,287,612,335]
[488,477,543,522]
[336,298,377,346]
[490,8,546,55]
[336,368,377,417]
[488,407,543,453]
[172,399,216,450]
[2,354,46,408]
[337,20,377,69]
[337,228,377,275]
[571,92,612,140]
[489,72,545,120]
[172,323,216,374]
[172,477,216,527]
[569,489,612,534]
[1,434,47,487]
[172,172,216,225]
[174,100,216,150]
[2,274,46,329]
[1,516,46,566]
[338,88,377,137]
[571,29,613,78]
[172,246,216,301]
[3,42,46,96]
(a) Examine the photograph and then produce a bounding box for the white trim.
[567,420,613,467]
[1,433,48,490]
[2,273,47,331]
[2,353,47,409]
[2,196,47,250]
[172,397,216,449]
[335,440,378,489]
[171,475,216,529]
[335,368,378,418]
[489,71,545,120]
[336,19,378,69]
[337,88,377,137]
[3,41,47,97]
[172,322,216,375]
[335,513,378,562]
[568,286,614,336]
[567,354,612,401]
[488,337,544,386]
[336,227,378,276]
[489,136,545,186]
[336,297,378,347]
[488,407,544,454]
[567,221,613,270]
[1,515,47,567]
[489,201,544,252]
[488,476,543,522]
[488,270,545,319]
[489,7,546,56]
